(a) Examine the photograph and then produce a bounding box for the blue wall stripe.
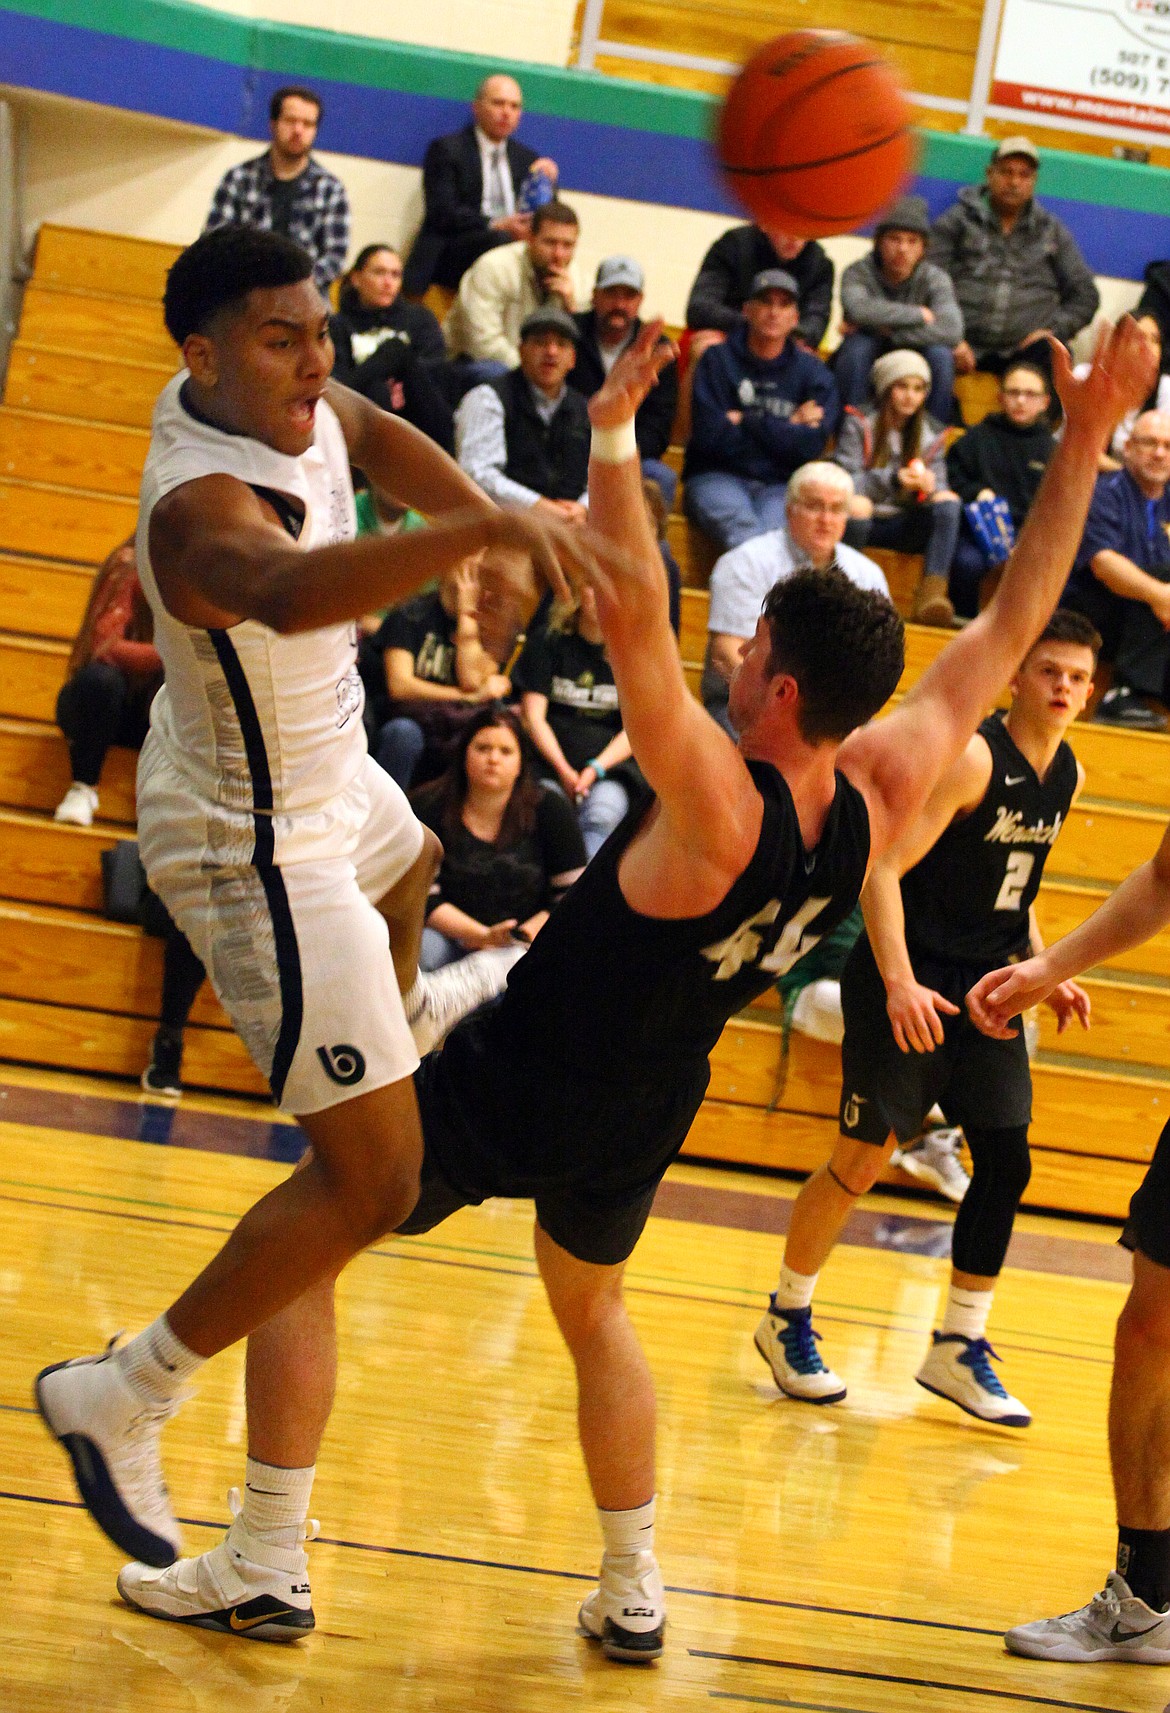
[3,7,1170,280]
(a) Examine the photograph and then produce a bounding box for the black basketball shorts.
[837,936,1033,1145]
[1122,1117,1170,1269]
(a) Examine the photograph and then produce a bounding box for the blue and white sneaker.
[754,1298,846,1403]
[915,1332,1031,1427]
[35,1342,184,1566]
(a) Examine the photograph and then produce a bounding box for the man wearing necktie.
[405,74,559,296]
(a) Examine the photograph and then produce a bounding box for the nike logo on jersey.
[1004,774,1027,786]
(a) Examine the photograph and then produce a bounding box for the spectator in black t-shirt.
[946,361,1056,615]
[686,223,834,349]
[329,244,454,451]
[371,562,510,788]
[514,584,636,858]
[412,705,586,969]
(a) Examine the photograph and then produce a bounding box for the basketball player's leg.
[1005,1133,1170,1663]
[36,830,427,1567]
[533,1218,665,1662]
[915,1024,1034,1425]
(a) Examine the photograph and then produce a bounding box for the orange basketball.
[718,31,916,238]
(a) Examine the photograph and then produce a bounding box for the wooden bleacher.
[1,223,1167,1220]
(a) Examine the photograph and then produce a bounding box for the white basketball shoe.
[118,1493,315,1643]
[754,1298,847,1403]
[915,1332,1031,1427]
[578,1550,665,1661]
[1005,1571,1170,1662]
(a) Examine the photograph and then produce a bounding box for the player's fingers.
[933,992,961,1016]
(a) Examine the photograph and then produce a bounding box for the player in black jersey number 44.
[756,609,1099,1425]
[46,307,1156,1665]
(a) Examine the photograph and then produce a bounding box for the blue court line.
[0,1486,1005,1639]
[693,1653,1127,1713]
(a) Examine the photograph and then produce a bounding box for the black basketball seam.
[765,55,886,97]
[724,128,910,179]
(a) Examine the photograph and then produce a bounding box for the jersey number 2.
[994,851,1034,912]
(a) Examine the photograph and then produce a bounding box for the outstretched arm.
[863,735,990,1053]
[582,324,761,871]
[968,819,1170,1037]
[840,318,1157,864]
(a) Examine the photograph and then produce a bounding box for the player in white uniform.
[35,226,592,1580]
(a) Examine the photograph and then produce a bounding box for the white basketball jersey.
[136,374,363,821]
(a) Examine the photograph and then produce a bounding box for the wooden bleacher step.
[33,224,181,303]
[0,808,117,912]
[0,632,69,722]
[4,342,175,431]
[0,406,148,499]
[0,993,264,1097]
[0,717,136,822]
[0,478,135,565]
[0,552,93,640]
[17,285,174,367]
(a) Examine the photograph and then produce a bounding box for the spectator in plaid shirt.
[204,87,350,289]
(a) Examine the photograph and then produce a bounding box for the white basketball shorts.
[137,744,425,1114]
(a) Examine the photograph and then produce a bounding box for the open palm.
[588,319,678,429]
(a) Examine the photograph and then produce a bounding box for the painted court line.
[693,1651,1124,1712]
[0,1487,1003,1638]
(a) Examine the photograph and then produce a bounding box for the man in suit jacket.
[405,74,559,296]
[570,256,680,505]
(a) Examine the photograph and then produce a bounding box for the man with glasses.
[947,362,1056,616]
[1063,410,1170,728]
[701,461,886,733]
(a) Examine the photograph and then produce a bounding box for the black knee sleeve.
[951,1124,1031,1278]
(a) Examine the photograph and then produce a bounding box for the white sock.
[940,1285,994,1340]
[402,975,426,1023]
[773,1263,818,1312]
[598,1496,655,1562]
[240,1457,316,1549]
[115,1314,204,1406]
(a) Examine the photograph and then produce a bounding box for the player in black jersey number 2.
[757,609,1099,1424]
[88,318,1154,1664]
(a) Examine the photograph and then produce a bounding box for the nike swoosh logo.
[228,1607,295,1632]
[1110,1618,1164,1643]
[1004,775,1027,786]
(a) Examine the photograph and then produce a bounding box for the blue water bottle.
[518,168,553,215]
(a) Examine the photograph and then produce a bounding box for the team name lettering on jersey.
[984,806,1064,848]
[701,894,830,982]
[550,673,620,714]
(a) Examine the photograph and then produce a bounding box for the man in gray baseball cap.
[569,254,679,503]
[836,192,963,421]
[930,135,1098,385]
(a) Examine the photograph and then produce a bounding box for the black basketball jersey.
[428,760,871,1193]
[900,712,1078,968]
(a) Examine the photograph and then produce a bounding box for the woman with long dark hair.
[412,704,586,970]
[835,348,962,628]
[329,244,454,450]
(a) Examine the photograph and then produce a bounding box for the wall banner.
[993,0,1170,136]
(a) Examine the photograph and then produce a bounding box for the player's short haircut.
[532,199,578,234]
[270,85,322,123]
[763,567,904,743]
[1027,607,1102,665]
[163,226,316,345]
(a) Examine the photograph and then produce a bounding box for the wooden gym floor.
[0,1063,1162,1712]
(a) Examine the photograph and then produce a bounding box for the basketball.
[717,30,916,238]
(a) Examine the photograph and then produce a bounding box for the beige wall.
[2,83,1139,346]
[181,0,577,64]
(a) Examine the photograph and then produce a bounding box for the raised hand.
[588,319,678,429]
[1052,315,1159,444]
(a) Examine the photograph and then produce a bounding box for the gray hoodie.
[839,253,963,350]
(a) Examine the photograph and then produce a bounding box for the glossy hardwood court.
[0,1066,1162,1712]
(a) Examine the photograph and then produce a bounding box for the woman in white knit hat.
[835,348,962,627]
